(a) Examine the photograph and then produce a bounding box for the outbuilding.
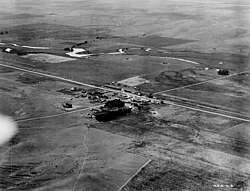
[62,102,73,108]
[217,69,230,76]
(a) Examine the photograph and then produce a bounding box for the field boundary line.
[16,105,103,123]
[72,125,89,191]
[117,159,152,191]
[0,147,12,167]
[218,122,248,134]
[161,94,250,118]
[148,55,200,65]
[0,63,121,93]
[167,102,250,123]
[154,70,249,95]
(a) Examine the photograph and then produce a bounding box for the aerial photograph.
[0,0,250,190]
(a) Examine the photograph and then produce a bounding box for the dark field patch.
[229,72,250,84]
[91,113,160,138]
[4,14,44,20]
[216,6,250,12]
[0,66,15,73]
[17,73,54,84]
[5,23,111,42]
[148,12,202,21]
[116,35,194,48]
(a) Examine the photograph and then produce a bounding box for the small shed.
[217,69,230,76]
[62,102,72,108]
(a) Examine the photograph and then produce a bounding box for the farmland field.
[0,0,250,190]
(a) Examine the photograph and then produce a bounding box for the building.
[217,69,230,75]
[62,103,72,108]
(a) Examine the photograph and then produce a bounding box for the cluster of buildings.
[60,85,164,121]
[87,87,162,108]
[88,87,163,121]
[59,87,88,99]
[89,93,162,122]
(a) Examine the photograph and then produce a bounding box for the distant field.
[159,72,250,116]
[114,36,194,48]
[22,53,76,63]
[118,76,149,87]
[1,0,249,55]
[3,13,44,20]
[3,53,182,85]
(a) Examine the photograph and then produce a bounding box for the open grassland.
[0,0,250,190]
[1,0,249,54]
[0,67,149,191]
[90,105,250,190]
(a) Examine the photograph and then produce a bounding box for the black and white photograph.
[0,0,250,190]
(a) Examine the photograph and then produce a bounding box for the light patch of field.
[174,144,250,174]
[22,53,76,63]
[220,123,250,144]
[118,76,150,87]
[153,105,239,132]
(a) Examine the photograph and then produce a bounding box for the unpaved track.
[154,70,250,95]
[117,159,152,191]
[1,62,249,123]
[0,61,117,93]
[16,104,103,123]
[166,101,250,123]
[161,94,250,119]
[72,125,89,191]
